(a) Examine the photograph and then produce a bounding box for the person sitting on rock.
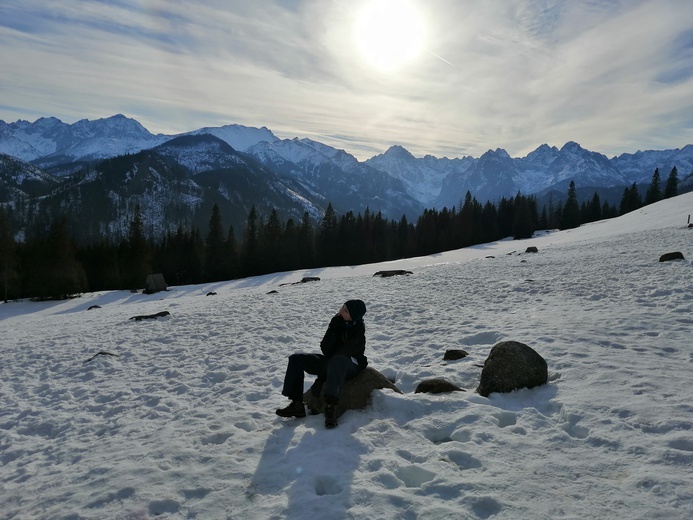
[276,299,368,428]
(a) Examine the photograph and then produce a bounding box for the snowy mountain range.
[1,114,692,239]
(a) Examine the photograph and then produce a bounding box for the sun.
[354,0,426,73]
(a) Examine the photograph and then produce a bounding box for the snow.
[188,125,279,153]
[2,193,692,519]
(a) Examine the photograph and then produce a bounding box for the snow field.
[1,193,692,519]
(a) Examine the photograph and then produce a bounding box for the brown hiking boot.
[276,400,306,418]
[324,404,338,428]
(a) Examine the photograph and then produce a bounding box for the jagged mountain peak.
[560,141,588,154]
[294,138,362,170]
[479,148,512,161]
[533,143,560,154]
[70,114,152,138]
[384,145,416,159]
[32,116,65,128]
[523,144,561,166]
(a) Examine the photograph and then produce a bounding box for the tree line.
[0,166,681,301]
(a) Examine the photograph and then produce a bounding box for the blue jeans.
[281,353,361,403]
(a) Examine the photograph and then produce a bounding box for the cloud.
[1,0,692,160]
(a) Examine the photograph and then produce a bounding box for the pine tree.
[538,206,548,230]
[481,201,498,242]
[601,201,613,219]
[588,192,602,222]
[317,203,339,266]
[282,219,300,272]
[226,225,240,280]
[262,208,284,274]
[664,166,679,199]
[372,211,390,261]
[458,191,476,247]
[297,212,315,268]
[0,207,17,302]
[242,206,260,276]
[336,210,358,265]
[36,218,86,299]
[561,181,580,230]
[122,205,150,290]
[644,168,662,205]
[205,204,228,282]
[513,194,537,239]
[496,197,515,238]
[78,239,120,292]
[619,183,642,215]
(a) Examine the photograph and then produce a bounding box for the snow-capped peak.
[187,124,279,153]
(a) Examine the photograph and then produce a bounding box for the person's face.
[339,304,352,321]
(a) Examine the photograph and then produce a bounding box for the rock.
[525,246,539,253]
[87,305,101,310]
[443,349,469,360]
[266,290,279,294]
[659,251,685,262]
[415,378,465,394]
[279,277,320,287]
[303,367,401,417]
[206,291,217,296]
[129,311,171,321]
[476,341,548,397]
[373,270,413,277]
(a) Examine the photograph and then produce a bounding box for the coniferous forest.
[0,167,680,301]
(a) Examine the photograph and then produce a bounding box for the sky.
[1,0,692,161]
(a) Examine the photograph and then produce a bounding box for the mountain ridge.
[1,115,692,241]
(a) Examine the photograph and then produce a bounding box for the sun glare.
[354,0,425,73]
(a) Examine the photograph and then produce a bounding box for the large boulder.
[476,341,548,397]
[659,252,685,262]
[304,367,402,417]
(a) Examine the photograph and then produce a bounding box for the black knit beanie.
[344,299,367,323]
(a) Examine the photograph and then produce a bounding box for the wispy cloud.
[1,0,691,160]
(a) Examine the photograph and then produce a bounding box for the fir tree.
[317,203,339,266]
[664,166,679,199]
[282,218,300,272]
[588,192,602,222]
[78,239,120,292]
[0,207,18,302]
[33,218,86,299]
[513,194,537,239]
[122,204,150,290]
[297,212,315,268]
[561,181,580,230]
[496,197,515,238]
[262,208,284,274]
[644,168,662,205]
[619,183,642,215]
[205,204,228,282]
[480,202,498,242]
[242,206,261,277]
[226,225,240,280]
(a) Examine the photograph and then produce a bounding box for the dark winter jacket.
[320,314,368,369]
